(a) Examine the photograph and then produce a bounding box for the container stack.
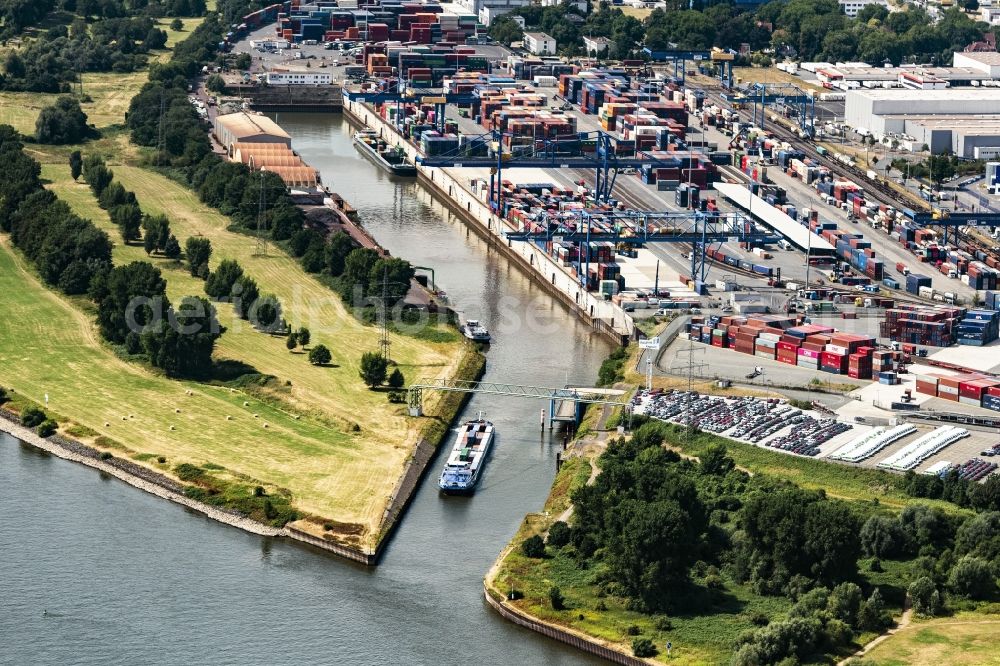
[955,309,1000,346]
[880,304,964,346]
[905,273,932,296]
[915,371,1000,411]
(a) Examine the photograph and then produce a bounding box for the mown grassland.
[864,610,1000,666]
[0,5,471,549]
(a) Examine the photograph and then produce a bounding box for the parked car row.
[632,391,852,458]
[765,417,853,457]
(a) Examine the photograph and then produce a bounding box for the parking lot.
[633,389,864,457]
[633,388,1000,481]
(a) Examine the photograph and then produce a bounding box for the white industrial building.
[845,88,1000,157]
[953,51,1000,78]
[265,71,333,85]
[838,0,887,17]
[523,32,556,56]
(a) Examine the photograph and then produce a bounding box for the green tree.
[521,534,545,559]
[232,275,259,320]
[204,258,244,299]
[93,261,167,344]
[326,231,355,276]
[170,18,183,31]
[286,332,298,351]
[342,248,380,298]
[99,182,134,210]
[861,514,904,560]
[827,582,863,626]
[69,150,83,181]
[909,577,941,617]
[235,52,251,70]
[489,16,523,46]
[107,204,144,245]
[251,294,283,333]
[297,326,310,348]
[35,97,90,144]
[948,556,995,600]
[83,157,113,197]
[359,351,388,388]
[547,521,571,548]
[955,511,1000,561]
[387,367,405,389]
[205,73,225,94]
[699,444,735,476]
[308,344,332,366]
[141,296,222,378]
[185,236,212,278]
[141,213,169,253]
[0,387,8,404]
[163,235,181,260]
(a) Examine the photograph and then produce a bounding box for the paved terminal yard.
[635,384,999,481]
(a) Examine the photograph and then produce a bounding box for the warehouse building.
[523,32,556,56]
[213,112,291,152]
[264,71,333,85]
[844,88,1000,157]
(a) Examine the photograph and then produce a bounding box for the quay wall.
[342,98,634,346]
[482,587,648,666]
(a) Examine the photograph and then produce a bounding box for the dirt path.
[838,605,913,665]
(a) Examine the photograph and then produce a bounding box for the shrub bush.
[632,638,657,658]
[21,406,47,428]
[37,420,58,437]
[521,535,546,558]
[549,585,565,610]
[547,520,571,548]
[175,462,205,482]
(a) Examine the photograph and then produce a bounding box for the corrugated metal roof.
[715,182,836,253]
[215,112,291,140]
[262,165,319,187]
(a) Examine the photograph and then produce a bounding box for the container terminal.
[209,2,1000,487]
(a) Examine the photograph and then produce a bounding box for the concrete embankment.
[0,407,283,539]
[0,407,408,565]
[482,586,647,666]
[341,98,634,346]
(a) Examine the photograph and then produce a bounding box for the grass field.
[863,611,1000,666]
[733,66,825,93]
[0,13,205,136]
[0,13,469,548]
[19,162,468,546]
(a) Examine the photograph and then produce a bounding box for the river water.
[0,113,612,665]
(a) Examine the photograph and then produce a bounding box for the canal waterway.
[0,112,613,665]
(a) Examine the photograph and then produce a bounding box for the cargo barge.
[439,414,495,494]
[353,129,417,177]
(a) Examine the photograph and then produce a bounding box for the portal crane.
[506,209,780,292]
[746,83,816,134]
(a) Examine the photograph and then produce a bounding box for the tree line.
[126,14,420,314]
[0,0,210,92]
[491,0,987,66]
[79,152,181,260]
[0,130,221,378]
[528,421,1000,663]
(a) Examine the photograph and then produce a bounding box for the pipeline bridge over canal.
[407,380,628,427]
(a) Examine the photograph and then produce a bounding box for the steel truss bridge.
[407,379,627,424]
